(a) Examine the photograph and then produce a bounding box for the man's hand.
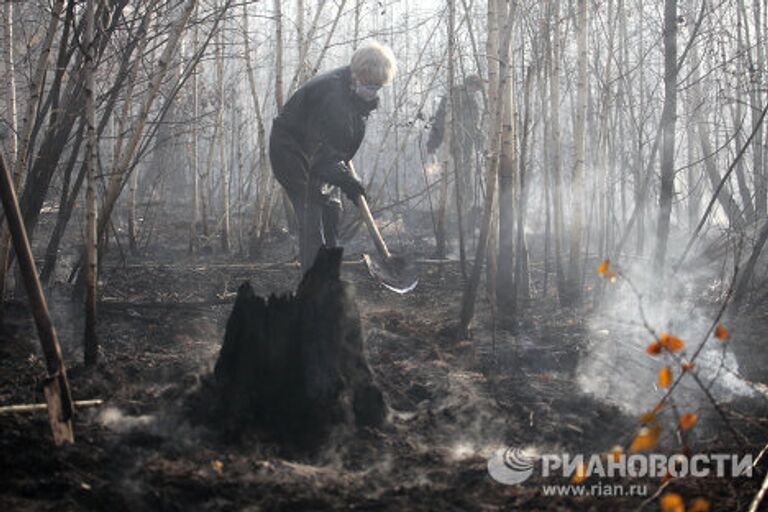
[339,175,367,204]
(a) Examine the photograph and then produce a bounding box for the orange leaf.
[689,497,711,512]
[659,366,673,388]
[679,412,698,431]
[714,323,729,340]
[659,332,685,352]
[629,425,661,453]
[570,463,588,484]
[660,492,685,512]
[646,341,663,355]
[681,362,695,371]
[639,410,657,424]
[597,259,610,275]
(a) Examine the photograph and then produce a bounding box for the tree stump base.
[209,247,386,445]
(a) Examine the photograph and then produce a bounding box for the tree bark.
[566,0,588,304]
[459,0,512,337]
[653,0,678,271]
[209,247,386,444]
[84,0,99,367]
[548,0,567,303]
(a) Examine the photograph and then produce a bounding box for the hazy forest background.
[0,0,767,510]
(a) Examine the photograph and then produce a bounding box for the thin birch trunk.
[127,169,138,252]
[497,31,517,317]
[566,0,587,303]
[753,0,766,217]
[515,66,534,304]
[2,2,17,167]
[274,0,285,111]
[84,0,99,367]
[217,22,230,252]
[448,0,467,281]
[548,0,567,303]
[242,4,271,249]
[459,0,512,337]
[653,0,678,270]
[190,4,200,254]
[0,2,17,300]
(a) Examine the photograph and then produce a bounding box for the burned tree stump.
[212,247,386,444]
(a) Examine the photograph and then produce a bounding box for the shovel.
[356,195,418,293]
[347,161,418,294]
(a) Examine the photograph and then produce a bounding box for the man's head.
[464,74,484,93]
[350,41,397,102]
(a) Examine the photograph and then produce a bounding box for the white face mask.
[355,83,382,102]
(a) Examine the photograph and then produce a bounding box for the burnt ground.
[1,213,767,511]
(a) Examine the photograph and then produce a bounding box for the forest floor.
[1,211,767,511]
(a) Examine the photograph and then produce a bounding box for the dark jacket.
[270,66,377,201]
[426,84,482,156]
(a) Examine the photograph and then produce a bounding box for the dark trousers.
[286,187,342,271]
[270,128,342,271]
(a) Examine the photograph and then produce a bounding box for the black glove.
[339,175,367,204]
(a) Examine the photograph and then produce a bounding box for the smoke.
[577,258,756,418]
[97,407,155,433]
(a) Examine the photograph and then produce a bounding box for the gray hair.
[350,41,397,86]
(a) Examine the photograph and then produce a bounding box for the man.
[426,74,484,159]
[426,74,484,199]
[269,41,397,271]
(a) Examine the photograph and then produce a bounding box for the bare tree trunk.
[0,1,17,300]
[190,5,200,254]
[217,21,230,252]
[753,0,766,217]
[459,0,512,337]
[540,56,551,297]
[0,0,64,298]
[565,0,588,304]
[2,2,17,167]
[274,0,285,111]
[84,0,99,367]
[653,0,678,271]
[127,169,138,253]
[354,0,362,44]
[596,1,618,258]
[447,0,466,276]
[497,31,517,318]
[515,66,534,304]
[435,151,449,259]
[242,4,271,251]
[548,0,567,304]
[273,0,298,234]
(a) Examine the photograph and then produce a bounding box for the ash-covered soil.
[0,231,766,511]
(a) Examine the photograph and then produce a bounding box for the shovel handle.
[348,162,391,260]
[357,194,391,260]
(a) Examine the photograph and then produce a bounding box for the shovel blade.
[362,254,419,294]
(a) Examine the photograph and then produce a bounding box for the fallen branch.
[0,399,103,415]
